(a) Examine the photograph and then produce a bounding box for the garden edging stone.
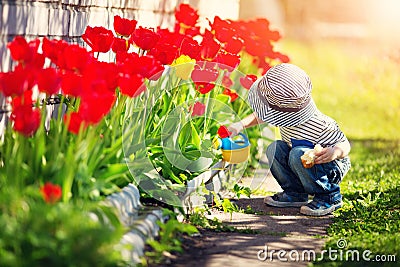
[106,184,166,265]
[105,161,230,264]
[181,161,230,212]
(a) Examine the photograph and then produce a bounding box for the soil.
[155,197,333,267]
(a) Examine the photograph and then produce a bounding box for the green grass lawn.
[278,40,400,266]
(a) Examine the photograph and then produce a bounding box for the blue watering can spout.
[217,133,250,150]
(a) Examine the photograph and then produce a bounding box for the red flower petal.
[175,3,199,27]
[239,74,258,89]
[61,72,83,97]
[179,37,201,61]
[112,37,129,53]
[224,37,243,54]
[191,102,206,116]
[113,15,137,37]
[215,50,240,71]
[61,44,91,73]
[195,82,215,94]
[191,65,219,83]
[130,27,160,51]
[82,26,114,53]
[0,69,29,97]
[147,43,178,65]
[200,31,220,61]
[64,112,86,134]
[42,37,68,65]
[36,68,61,95]
[222,88,239,102]
[40,182,62,203]
[7,36,33,62]
[119,73,145,97]
[217,125,232,138]
[11,104,41,136]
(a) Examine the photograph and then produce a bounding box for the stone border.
[181,160,230,212]
[106,184,166,264]
[105,161,230,264]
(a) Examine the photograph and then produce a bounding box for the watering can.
[213,133,250,163]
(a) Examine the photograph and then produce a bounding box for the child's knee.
[289,147,306,167]
[266,140,286,160]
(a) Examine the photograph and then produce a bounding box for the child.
[229,63,351,216]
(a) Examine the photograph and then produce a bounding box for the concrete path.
[167,169,333,267]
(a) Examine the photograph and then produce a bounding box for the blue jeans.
[266,140,351,204]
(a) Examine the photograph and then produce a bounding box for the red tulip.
[10,89,34,107]
[200,30,220,61]
[10,103,41,136]
[175,3,199,27]
[157,28,184,47]
[40,182,62,204]
[78,82,116,124]
[195,82,215,94]
[222,75,233,88]
[240,74,258,89]
[191,102,206,116]
[148,43,178,65]
[61,72,83,97]
[82,61,119,92]
[179,37,201,60]
[118,73,145,97]
[61,44,91,73]
[7,36,37,63]
[113,15,137,37]
[42,37,68,65]
[272,51,290,63]
[64,112,86,134]
[211,17,235,43]
[191,65,219,83]
[215,51,240,71]
[112,37,129,53]
[249,18,281,42]
[82,26,114,53]
[122,54,164,80]
[257,57,272,75]
[7,37,45,69]
[182,25,201,37]
[224,37,243,54]
[130,27,160,51]
[217,125,232,138]
[0,68,29,97]
[244,40,273,58]
[222,88,239,102]
[36,68,61,95]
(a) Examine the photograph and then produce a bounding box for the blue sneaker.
[264,192,309,207]
[300,199,342,216]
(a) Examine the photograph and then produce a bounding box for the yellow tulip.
[171,55,196,80]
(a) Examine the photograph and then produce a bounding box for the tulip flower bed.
[0,3,288,265]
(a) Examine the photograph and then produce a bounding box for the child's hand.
[227,122,244,137]
[314,146,341,164]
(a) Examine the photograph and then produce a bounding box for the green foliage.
[188,210,234,232]
[211,192,241,220]
[0,94,133,201]
[313,140,400,266]
[0,188,127,267]
[188,208,259,234]
[145,209,198,265]
[232,184,252,198]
